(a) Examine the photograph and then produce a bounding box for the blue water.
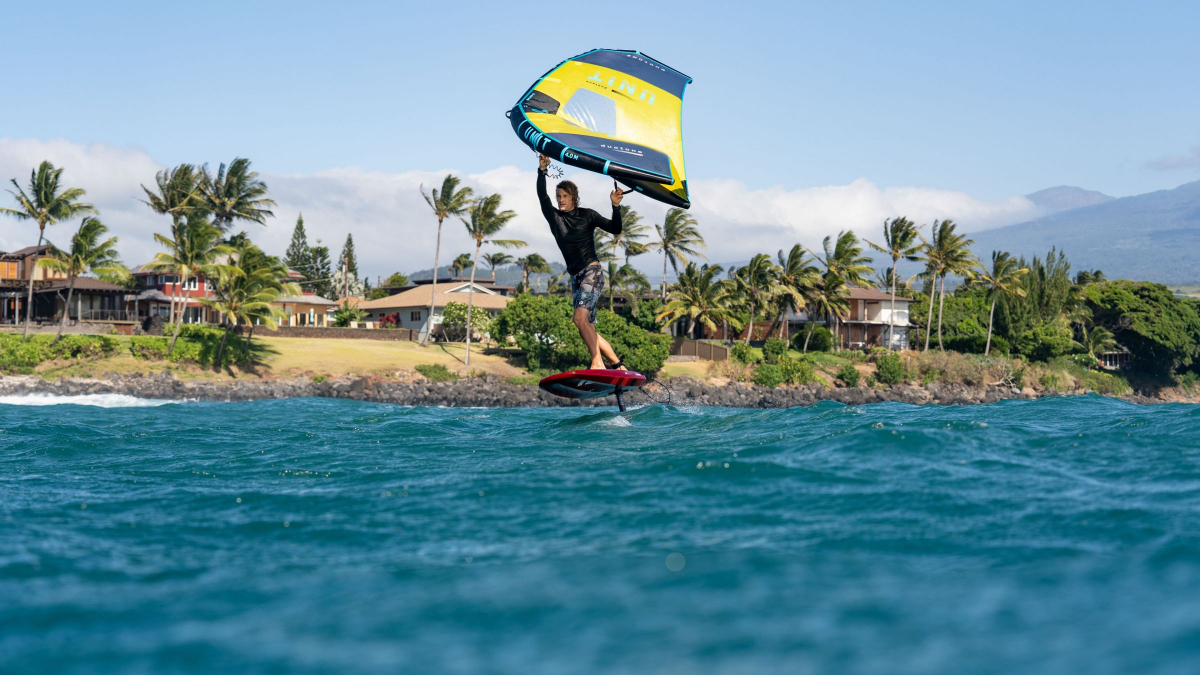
[2,395,1199,674]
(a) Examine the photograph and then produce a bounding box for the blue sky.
[3,0,1197,199]
[2,1,1198,279]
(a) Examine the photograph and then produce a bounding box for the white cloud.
[1148,146,1200,171]
[1,137,1048,281]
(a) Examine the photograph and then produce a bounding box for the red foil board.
[538,369,648,399]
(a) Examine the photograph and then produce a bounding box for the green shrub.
[493,294,670,375]
[762,338,788,364]
[1039,372,1062,391]
[313,374,328,383]
[752,363,785,388]
[778,355,818,385]
[921,368,943,386]
[0,335,48,370]
[866,347,891,363]
[793,324,833,352]
[837,363,861,387]
[48,334,120,359]
[730,342,759,365]
[506,374,542,386]
[130,337,169,360]
[415,363,458,382]
[1016,321,1077,362]
[1078,369,1131,396]
[1013,365,1026,389]
[864,375,877,388]
[1180,371,1200,392]
[875,352,905,385]
[945,334,1010,355]
[164,323,227,340]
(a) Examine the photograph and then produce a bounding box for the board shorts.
[571,264,606,324]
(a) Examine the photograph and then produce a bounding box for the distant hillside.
[970,180,1200,285]
[408,261,568,290]
[1025,186,1114,213]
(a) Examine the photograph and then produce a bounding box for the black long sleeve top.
[537,169,623,276]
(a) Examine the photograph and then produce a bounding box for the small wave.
[0,393,176,408]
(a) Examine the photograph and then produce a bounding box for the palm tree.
[199,158,275,233]
[614,206,649,262]
[145,217,235,356]
[971,251,1029,355]
[141,164,205,327]
[866,217,922,349]
[809,230,873,348]
[450,253,473,277]
[461,194,525,365]
[516,253,551,291]
[649,208,706,300]
[764,244,820,339]
[922,220,975,350]
[731,254,780,343]
[35,217,128,345]
[803,274,850,353]
[420,175,475,345]
[1083,326,1118,360]
[1,161,97,338]
[657,263,740,339]
[482,252,513,282]
[610,263,651,312]
[201,241,298,367]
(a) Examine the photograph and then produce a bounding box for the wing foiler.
[509,49,693,209]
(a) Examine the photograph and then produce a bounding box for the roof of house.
[0,244,53,259]
[36,277,128,293]
[132,289,173,302]
[848,286,910,302]
[337,297,364,308]
[361,283,512,311]
[274,294,339,306]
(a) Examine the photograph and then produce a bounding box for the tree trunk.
[888,257,897,350]
[936,274,947,350]
[923,277,936,352]
[422,215,444,345]
[465,242,481,366]
[662,250,668,301]
[22,227,45,339]
[986,296,996,356]
[54,275,78,346]
[216,322,231,370]
[686,316,695,339]
[522,268,529,292]
[803,324,813,353]
[167,274,186,357]
[243,324,256,357]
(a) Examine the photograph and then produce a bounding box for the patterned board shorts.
[571,265,606,324]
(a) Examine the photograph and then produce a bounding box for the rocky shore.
[0,371,1169,407]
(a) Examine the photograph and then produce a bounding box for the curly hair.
[555,180,580,208]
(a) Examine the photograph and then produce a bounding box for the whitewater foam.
[0,393,176,408]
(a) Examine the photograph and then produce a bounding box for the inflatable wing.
[509,49,692,209]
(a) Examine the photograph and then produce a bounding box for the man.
[537,153,625,370]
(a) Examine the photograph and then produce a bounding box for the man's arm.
[536,154,555,221]
[593,184,624,235]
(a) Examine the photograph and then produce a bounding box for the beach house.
[359,277,513,340]
[1,245,128,325]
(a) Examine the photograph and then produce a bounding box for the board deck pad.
[538,369,647,400]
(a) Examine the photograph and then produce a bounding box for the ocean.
[2,395,1199,674]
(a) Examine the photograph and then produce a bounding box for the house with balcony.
[1,245,127,325]
[128,264,215,323]
[785,286,912,350]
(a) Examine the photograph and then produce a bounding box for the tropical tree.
[610,263,651,312]
[866,217,923,349]
[803,274,850,352]
[35,217,128,344]
[971,251,1029,355]
[812,230,874,288]
[763,244,820,339]
[145,217,235,356]
[657,263,740,339]
[420,175,475,345]
[650,208,706,300]
[516,253,552,292]
[1083,325,1118,360]
[200,241,298,366]
[141,164,207,327]
[482,252,514,282]
[2,161,97,338]
[461,194,525,365]
[731,254,780,343]
[199,158,275,233]
[450,253,473,277]
[922,220,975,350]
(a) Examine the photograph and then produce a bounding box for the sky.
[1,0,1198,281]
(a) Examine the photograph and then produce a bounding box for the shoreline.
[0,372,1180,407]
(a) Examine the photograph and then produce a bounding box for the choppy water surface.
[2,395,1199,674]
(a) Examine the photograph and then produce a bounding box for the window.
[410,311,422,322]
